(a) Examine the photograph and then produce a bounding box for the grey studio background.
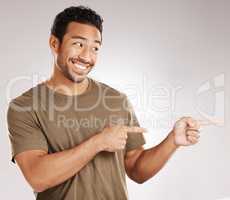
[0,0,229,200]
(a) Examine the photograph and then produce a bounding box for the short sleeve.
[124,95,146,152]
[7,100,48,164]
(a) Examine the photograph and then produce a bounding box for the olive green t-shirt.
[7,77,146,200]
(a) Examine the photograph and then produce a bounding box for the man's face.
[54,22,102,83]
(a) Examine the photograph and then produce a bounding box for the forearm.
[132,131,179,183]
[30,134,102,192]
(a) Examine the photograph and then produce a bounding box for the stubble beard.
[57,59,87,84]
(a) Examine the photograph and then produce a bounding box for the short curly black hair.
[51,6,103,44]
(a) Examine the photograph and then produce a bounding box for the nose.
[79,47,91,63]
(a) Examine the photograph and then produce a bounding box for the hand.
[96,125,147,152]
[172,117,201,147]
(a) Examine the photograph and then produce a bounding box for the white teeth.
[74,64,87,70]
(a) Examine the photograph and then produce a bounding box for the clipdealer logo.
[195,73,225,126]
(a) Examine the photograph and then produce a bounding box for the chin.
[67,68,87,83]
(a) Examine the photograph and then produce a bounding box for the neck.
[45,65,89,96]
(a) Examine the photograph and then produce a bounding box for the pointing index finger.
[197,119,224,127]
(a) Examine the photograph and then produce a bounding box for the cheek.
[66,46,81,57]
[62,47,81,62]
[68,47,81,56]
[91,54,98,63]
[56,53,64,65]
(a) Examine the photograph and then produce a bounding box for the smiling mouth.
[71,59,89,72]
[74,63,87,70]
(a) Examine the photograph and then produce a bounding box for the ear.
[49,35,60,55]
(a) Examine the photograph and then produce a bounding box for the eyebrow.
[70,35,101,45]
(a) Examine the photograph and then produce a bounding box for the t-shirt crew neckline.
[38,77,93,99]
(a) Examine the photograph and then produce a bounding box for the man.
[7,6,201,200]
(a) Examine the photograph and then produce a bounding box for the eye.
[73,42,83,47]
[92,47,99,52]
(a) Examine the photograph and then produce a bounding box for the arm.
[125,131,178,183]
[125,117,201,183]
[16,125,146,193]
[15,134,102,193]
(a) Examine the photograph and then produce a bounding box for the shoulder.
[8,84,41,108]
[7,84,41,120]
